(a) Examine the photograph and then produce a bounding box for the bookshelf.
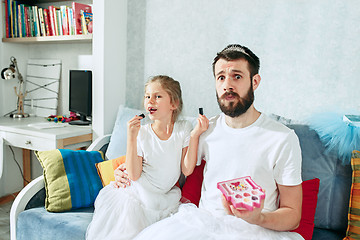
[2,0,93,43]
[2,33,92,43]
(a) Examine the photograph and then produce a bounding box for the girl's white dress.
[86,120,192,240]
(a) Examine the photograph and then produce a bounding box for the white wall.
[126,0,360,121]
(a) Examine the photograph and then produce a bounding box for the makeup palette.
[217,176,265,211]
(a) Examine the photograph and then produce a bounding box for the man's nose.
[223,77,234,92]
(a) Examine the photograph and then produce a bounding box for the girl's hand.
[113,163,130,188]
[191,114,209,137]
[127,115,143,140]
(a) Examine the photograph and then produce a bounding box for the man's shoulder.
[262,114,294,133]
[209,114,221,125]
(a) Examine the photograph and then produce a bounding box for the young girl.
[86,75,209,240]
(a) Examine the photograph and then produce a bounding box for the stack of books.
[3,1,93,38]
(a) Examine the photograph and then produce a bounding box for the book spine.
[60,5,68,35]
[43,9,51,36]
[56,9,62,35]
[9,0,13,37]
[17,4,22,37]
[24,6,30,37]
[38,8,46,36]
[48,6,57,36]
[20,4,26,37]
[68,7,74,35]
[28,6,34,37]
[12,1,17,37]
[5,0,9,38]
[35,6,40,37]
[80,11,87,35]
[32,6,37,37]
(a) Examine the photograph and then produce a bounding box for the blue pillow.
[106,105,146,159]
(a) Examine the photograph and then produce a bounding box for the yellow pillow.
[96,156,126,186]
[344,150,360,240]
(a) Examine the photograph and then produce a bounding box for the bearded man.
[118,44,304,240]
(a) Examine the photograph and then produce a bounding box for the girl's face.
[144,81,177,121]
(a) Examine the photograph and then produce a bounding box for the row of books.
[4,1,93,38]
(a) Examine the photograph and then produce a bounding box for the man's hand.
[221,194,264,225]
[112,163,131,188]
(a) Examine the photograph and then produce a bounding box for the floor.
[0,201,12,240]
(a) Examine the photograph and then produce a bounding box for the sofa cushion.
[291,178,320,240]
[181,159,206,206]
[106,105,148,159]
[344,150,360,240]
[35,149,104,212]
[96,156,126,186]
[287,124,351,233]
[17,207,93,240]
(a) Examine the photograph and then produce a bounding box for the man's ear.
[252,74,261,91]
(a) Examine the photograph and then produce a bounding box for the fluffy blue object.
[308,112,360,165]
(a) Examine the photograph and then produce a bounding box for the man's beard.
[216,86,254,118]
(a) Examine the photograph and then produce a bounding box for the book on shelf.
[72,2,92,35]
[60,5,69,35]
[43,8,51,36]
[4,0,9,38]
[343,115,360,127]
[81,11,93,34]
[38,8,46,36]
[3,1,93,39]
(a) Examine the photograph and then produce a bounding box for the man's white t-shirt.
[197,113,302,214]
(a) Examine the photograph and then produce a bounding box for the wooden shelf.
[2,34,92,43]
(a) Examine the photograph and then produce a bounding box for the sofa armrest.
[87,134,111,152]
[10,175,45,240]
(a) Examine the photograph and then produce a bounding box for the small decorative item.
[309,112,360,165]
[1,56,29,118]
[217,176,265,211]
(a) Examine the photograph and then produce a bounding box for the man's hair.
[212,44,260,78]
[145,75,183,122]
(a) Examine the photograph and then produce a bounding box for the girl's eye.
[145,95,150,99]
[235,75,242,80]
[156,95,161,99]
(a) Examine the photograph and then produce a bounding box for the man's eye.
[218,76,225,81]
[235,75,242,80]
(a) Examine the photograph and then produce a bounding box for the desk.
[0,117,92,186]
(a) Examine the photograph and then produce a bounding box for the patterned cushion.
[35,149,104,212]
[344,150,360,239]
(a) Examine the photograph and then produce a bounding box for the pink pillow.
[181,162,320,240]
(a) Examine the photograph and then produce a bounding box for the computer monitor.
[69,70,92,125]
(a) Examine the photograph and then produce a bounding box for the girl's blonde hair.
[145,75,183,122]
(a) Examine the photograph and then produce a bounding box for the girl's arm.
[125,116,143,181]
[181,115,209,176]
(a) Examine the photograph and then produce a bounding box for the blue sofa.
[10,108,352,240]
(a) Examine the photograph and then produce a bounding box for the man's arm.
[223,184,302,231]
